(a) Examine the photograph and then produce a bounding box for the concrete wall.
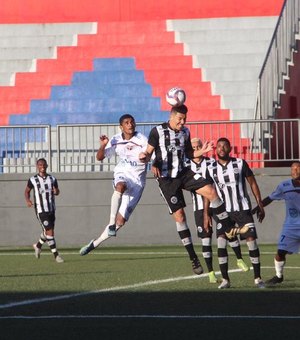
[0,167,291,248]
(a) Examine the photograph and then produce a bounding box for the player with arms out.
[24,158,64,263]
[209,137,265,288]
[139,105,248,275]
[80,114,148,255]
[252,161,300,285]
[189,137,249,283]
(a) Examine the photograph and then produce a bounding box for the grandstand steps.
[36,58,94,72]
[169,16,277,122]
[51,84,153,99]
[15,71,73,86]
[151,82,212,97]
[0,22,97,36]
[9,111,167,125]
[194,53,268,68]
[0,73,15,86]
[78,31,175,45]
[0,47,56,60]
[0,86,51,100]
[0,59,35,73]
[95,20,168,34]
[203,67,262,82]
[0,35,76,48]
[30,98,162,114]
[176,27,276,43]
[135,55,193,70]
[57,44,185,58]
[0,100,29,114]
[167,16,278,31]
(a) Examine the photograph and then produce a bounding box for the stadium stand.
[0,0,285,162]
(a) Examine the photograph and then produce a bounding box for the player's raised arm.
[96,135,109,161]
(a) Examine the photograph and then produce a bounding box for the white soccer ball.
[166,87,186,107]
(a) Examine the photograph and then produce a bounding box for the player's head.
[36,158,48,174]
[291,161,300,180]
[169,105,188,131]
[191,137,203,150]
[216,137,231,160]
[119,114,136,136]
[119,114,135,125]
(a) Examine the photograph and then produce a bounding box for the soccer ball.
[166,87,186,107]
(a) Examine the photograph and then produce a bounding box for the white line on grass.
[1,267,300,320]
[1,266,300,312]
[0,269,242,310]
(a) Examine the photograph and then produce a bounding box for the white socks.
[109,190,122,225]
[274,258,285,278]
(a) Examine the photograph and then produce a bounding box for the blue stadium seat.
[10,57,168,126]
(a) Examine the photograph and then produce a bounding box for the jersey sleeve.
[104,136,117,158]
[53,178,59,188]
[26,178,33,189]
[147,127,159,148]
[269,183,284,200]
[242,159,254,177]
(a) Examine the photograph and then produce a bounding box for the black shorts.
[37,212,56,230]
[215,209,257,239]
[158,168,213,214]
[194,209,213,238]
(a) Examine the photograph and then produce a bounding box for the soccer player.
[189,137,249,283]
[209,137,265,288]
[79,114,148,255]
[139,105,248,275]
[252,161,300,285]
[24,158,64,263]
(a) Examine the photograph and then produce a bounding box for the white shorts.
[278,227,300,253]
[113,173,145,221]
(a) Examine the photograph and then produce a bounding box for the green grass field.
[1,244,300,340]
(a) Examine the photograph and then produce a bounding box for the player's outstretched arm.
[96,135,109,161]
[139,144,155,163]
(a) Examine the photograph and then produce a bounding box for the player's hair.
[217,137,231,146]
[191,137,203,147]
[119,114,135,125]
[36,158,47,165]
[171,104,188,115]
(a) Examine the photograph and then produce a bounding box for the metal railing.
[1,119,299,173]
[254,0,300,121]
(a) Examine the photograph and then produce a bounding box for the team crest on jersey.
[126,145,133,150]
[218,183,225,190]
[216,223,222,230]
[193,173,201,180]
[167,145,177,153]
[170,196,178,204]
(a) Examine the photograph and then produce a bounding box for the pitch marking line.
[1,267,300,312]
[0,268,241,310]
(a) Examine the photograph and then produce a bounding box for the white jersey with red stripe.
[104,131,148,185]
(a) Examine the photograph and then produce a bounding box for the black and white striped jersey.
[27,174,58,214]
[188,157,215,211]
[207,157,254,212]
[148,122,192,178]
